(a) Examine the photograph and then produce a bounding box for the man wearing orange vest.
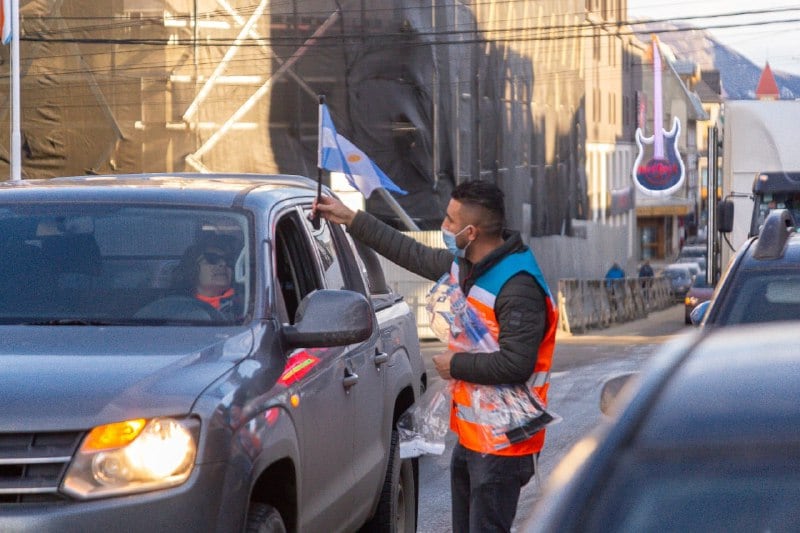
[315,180,557,532]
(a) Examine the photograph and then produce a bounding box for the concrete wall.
[529,221,631,292]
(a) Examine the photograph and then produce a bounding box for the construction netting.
[0,0,587,232]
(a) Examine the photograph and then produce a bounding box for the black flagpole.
[310,94,326,229]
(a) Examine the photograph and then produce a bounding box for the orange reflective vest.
[449,251,558,456]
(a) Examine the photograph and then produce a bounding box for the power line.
[2,4,793,116]
[21,5,800,45]
[20,14,800,51]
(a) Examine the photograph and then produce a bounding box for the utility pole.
[707,125,718,285]
[10,0,21,180]
[432,0,439,190]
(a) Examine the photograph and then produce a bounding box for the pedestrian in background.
[638,260,654,278]
[638,260,655,305]
[605,262,625,280]
[313,180,558,533]
[605,261,625,312]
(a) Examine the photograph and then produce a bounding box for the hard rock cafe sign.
[632,36,685,196]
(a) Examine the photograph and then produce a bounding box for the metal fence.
[556,277,672,334]
[381,262,673,339]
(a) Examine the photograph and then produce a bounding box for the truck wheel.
[365,430,417,532]
[245,502,286,533]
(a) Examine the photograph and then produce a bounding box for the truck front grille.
[0,431,84,504]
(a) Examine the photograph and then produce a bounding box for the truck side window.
[301,210,348,291]
[274,213,322,324]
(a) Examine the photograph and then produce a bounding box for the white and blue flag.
[318,103,407,198]
[1,0,13,45]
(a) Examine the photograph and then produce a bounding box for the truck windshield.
[751,193,800,236]
[0,205,253,325]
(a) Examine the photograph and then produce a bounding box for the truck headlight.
[62,417,198,499]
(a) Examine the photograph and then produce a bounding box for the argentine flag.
[318,103,407,199]
[1,0,11,46]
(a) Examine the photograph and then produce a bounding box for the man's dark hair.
[451,180,505,236]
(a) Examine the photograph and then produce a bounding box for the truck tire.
[364,430,417,533]
[245,502,286,533]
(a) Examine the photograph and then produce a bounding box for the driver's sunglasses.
[199,252,234,267]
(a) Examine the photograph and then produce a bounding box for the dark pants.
[450,442,535,533]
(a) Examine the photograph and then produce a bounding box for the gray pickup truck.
[0,174,426,532]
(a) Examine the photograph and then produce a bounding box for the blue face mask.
[442,225,472,258]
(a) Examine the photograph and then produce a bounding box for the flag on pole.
[1,0,11,46]
[318,103,407,199]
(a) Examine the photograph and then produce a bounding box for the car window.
[715,272,800,325]
[754,193,800,233]
[300,207,368,296]
[300,209,347,291]
[273,211,323,324]
[678,246,705,258]
[0,205,252,325]
[663,269,688,279]
[765,280,800,304]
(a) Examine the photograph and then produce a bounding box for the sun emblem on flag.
[346,153,362,163]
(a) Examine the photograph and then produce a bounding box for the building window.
[639,217,673,260]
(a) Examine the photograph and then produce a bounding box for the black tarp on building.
[1,0,587,234]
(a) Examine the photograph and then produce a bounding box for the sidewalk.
[555,303,689,344]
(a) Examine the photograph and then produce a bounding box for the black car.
[693,209,800,325]
[522,322,800,532]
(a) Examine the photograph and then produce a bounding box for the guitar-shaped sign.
[632,36,685,196]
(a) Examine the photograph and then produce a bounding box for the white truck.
[717,100,800,268]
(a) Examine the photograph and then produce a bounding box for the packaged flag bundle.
[398,274,560,458]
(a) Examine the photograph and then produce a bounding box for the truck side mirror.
[282,289,374,348]
[717,200,734,233]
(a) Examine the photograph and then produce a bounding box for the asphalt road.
[415,304,690,532]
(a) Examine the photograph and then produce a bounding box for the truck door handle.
[373,351,389,367]
[343,370,359,389]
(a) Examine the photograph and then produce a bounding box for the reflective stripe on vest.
[455,371,551,424]
[448,250,558,456]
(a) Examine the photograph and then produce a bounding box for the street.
[414,304,690,532]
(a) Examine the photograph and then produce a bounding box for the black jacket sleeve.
[348,210,453,281]
[449,272,547,385]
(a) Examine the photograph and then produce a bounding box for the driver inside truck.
[782,194,800,226]
[174,234,241,319]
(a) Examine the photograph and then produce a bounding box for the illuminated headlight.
[62,417,198,499]
[685,296,699,306]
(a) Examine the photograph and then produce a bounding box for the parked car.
[0,174,425,532]
[677,244,706,260]
[684,235,706,246]
[676,255,707,272]
[521,321,800,532]
[693,209,800,326]
[684,275,714,324]
[677,261,702,279]
[661,263,695,301]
